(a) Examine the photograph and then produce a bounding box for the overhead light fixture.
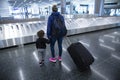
[39,0,42,2]
[24,0,27,2]
[29,1,32,3]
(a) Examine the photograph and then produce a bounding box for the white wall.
[0,0,10,17]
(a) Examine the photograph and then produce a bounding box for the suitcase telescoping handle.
[64,36,71,46]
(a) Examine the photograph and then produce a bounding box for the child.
[36,30,49,65]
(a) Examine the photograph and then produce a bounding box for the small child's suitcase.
[67,42,94,71]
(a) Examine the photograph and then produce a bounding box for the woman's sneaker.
[58,56,62,61]
[49,58,56,63]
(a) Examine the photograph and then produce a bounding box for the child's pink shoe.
[49,58,56,62]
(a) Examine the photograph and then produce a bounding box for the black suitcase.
[67,42,94,71]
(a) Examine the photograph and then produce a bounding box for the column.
[70,1,73,14]
[61,0,66,14]
[0,0,10,17]
[94,0,104,16]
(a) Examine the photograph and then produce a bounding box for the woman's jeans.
[50,37,63,58]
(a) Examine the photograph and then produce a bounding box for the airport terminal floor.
[0,27,120,80]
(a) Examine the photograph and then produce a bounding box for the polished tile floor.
[0,28,120,80]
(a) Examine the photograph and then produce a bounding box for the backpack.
[51,15,67,37]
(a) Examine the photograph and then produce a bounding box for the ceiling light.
[29,1,32,3]
[24,0,27,2]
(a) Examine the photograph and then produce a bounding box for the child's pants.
[37,49,46,61]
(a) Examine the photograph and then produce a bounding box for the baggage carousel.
[0,16,120,49]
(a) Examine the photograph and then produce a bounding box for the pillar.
[70,1,73,14]
[61,0,66,14]
[94,0,104,16]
